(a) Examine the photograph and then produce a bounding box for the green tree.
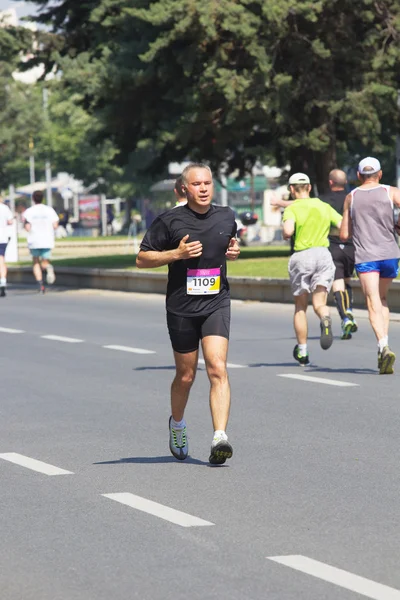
[21,0,400,191]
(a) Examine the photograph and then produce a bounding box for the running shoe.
[320,316,333,350]
[293,344,310,366]
[346,310,358,333]
[169,416,188,460]
[379,346,396,375]
[0,286,5,297]
[46,265,56,285]
[340,318,353,340]
[209,433,233,465]
[378,351,382,370]
[38,283,45,294]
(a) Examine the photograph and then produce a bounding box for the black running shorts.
[166,305,231,354]
[329,243,355,280]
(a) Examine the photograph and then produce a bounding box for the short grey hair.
[181,163,212,185]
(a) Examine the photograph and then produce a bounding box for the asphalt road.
[1,285,400,600]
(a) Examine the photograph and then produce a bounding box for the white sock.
[378,337,388,352]
[171,417,186,429]
[0,277,6,286]
[213,430,227,441]
[298,344,308,356]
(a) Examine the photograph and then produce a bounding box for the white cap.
[358,157,381,175]
[288,172,311,187]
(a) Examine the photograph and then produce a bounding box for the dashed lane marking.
[0,327,25,334]
[41,335,84,343]
[103,345,156,355]
[198,358,246,369]
[102,493,214,527]
[0,453,74,476]
[278,374,359,387]
[267,555,400,600]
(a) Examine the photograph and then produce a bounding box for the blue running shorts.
[30,248,52,259]
[355,259,400,279]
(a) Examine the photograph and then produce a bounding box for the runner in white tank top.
[340,157,400,374]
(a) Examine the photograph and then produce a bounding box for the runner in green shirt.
[282,173,342,365]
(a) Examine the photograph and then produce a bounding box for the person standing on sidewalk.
[23,191,59,294]
[283,173,342,365]
[0,197,14,297]
[321,169,358,340]
[340,157,400,374]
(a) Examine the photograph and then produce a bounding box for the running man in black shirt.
[321,169,358,340]
[136,163,240,464]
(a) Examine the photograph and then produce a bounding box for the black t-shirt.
[140,204,237,317]
[321,190,352,246]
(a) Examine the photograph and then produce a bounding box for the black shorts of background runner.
[167,304,230,353]
[329,243,355,280]
[0,243,8,256]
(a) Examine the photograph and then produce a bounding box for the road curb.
[8,266,400,312]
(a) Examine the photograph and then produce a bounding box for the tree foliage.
[10,0,400,191]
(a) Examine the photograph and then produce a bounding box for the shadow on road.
[133,366,176,371]
[306,367,376,375]
[247,362,295,368]
[94,455,212,466]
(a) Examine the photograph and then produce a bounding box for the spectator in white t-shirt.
[0,197,14,297]
[23,190,59,294]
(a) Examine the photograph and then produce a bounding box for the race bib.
[187,268,221,295]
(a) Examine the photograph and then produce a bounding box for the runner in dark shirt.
[321,169,357,340]
[137,163,240,465]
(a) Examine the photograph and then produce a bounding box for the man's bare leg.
[312,285,333,350]
[171,349,198,421]
[202,335,232,464]
[294,293,308,344]
[0,256,7,296]
[169,349,198,460]
[359,272,395,374]
[293,293,310,364]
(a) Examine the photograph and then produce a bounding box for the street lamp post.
[29,137,35,185]
[42,87,53,208]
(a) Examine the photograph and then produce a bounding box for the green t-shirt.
[283,197,342,252]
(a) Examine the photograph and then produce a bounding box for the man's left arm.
[329,207,342,236]
[226,238,240,260]
[226,217,240,260]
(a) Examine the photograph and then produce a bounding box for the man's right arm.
[271,198,294,209]
[136,234,203,268]
[339,194,352,241]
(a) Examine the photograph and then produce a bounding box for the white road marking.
[0,453,74,476]
[198,358,246,369]
[102,493,214,527]
[103,345,156,355]
[0,327,25,334]
[41,335,83,343]
[267,555,400,600]
[278,374,359,387]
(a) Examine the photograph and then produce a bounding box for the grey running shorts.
[288,247,335,296]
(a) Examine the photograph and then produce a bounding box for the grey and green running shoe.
[209,435,233,465]
[320,316,333,350]
[169,417,188,460]
[293,344,310,366]
[340,318,353,340]
[346,311,358,333]
[379,346,396,375]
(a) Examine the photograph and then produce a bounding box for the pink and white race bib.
[186,268,221,295]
